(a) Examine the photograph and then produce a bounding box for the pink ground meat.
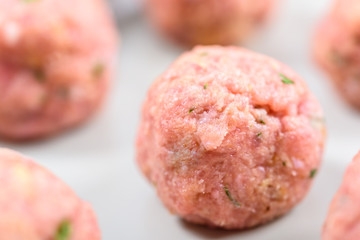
[146,0,276,46]
[0,148,100,240]
[0,0,118,141]
[136,46,326,229]
[314,0,360,109]
[322,151,360,240]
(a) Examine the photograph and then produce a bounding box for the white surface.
[107,0,143,20]
[1,0,360,239]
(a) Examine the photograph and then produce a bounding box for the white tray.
[2,0,359,239]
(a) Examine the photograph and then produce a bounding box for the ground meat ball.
[0,148,100,240]
[323,152,360,240]
[136,46,326,229]
[0,0,118,141]
[314,0,360,109]
[146,0,276,46]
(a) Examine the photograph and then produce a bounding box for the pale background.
[1,0,359,239]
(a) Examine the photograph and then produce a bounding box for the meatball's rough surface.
[146,0,276,46]
[314,0,360,109]
[0,148,100,240]
[323,151,360,240]
[136,46,326,229]
[0,0,118,140]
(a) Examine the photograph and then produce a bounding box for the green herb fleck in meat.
[331,50,347,67]
[55,220,71,240]
[279,73,295,84]
[256,132,262,137]
[310,169,317,179]
[189,108,195,113]
[92,62,105,79]
[224,186,241,207]
[34,69,45,83]
[282,161,286,167]
[204,83,208,89]
[258,119,266,125]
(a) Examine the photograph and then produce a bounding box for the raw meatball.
[146,0,276,46]
[0,148,100,240]
[322,151,360,240]
[0,0,118,141]
[107,0,142,20]
[314,0,360,109]
[136,46,326,229]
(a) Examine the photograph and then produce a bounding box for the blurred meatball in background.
[322,151,360,240]
[314,0,360,110]
[0,0,118,141]
[0,148,100,240]
[145,0,277,46]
